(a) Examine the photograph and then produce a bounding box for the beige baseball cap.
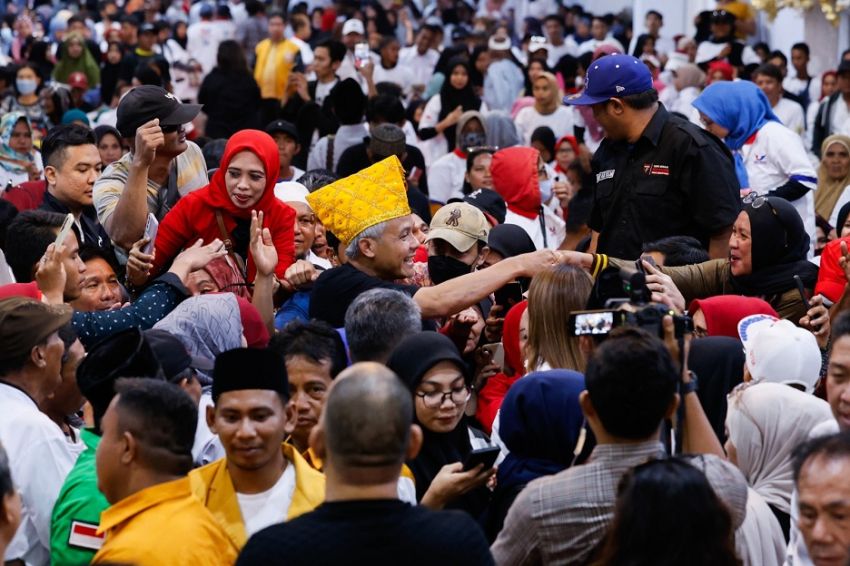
[426,203,490,253]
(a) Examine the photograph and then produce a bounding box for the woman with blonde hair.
[525,264,593,372]
[815,134,850,226]
[515,72,575,146]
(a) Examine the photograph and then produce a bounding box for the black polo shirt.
[589,104,741,259]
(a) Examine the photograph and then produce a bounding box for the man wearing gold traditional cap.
[306,156,569,327]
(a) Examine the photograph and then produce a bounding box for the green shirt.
[50,428,107,565]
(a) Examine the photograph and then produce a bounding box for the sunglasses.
[161,124,180,134]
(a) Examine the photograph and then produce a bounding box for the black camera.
[570,267,693,339]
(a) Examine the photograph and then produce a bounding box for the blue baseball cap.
[564,54,653,106]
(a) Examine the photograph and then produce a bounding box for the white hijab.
[726,382,832,514]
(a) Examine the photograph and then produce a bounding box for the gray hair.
[345,288,421,363]
[345,220,391,259]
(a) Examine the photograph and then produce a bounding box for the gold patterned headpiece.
[306,155,411,245]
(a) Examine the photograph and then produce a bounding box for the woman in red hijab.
[150,130,295,282]
[476,300,528,435]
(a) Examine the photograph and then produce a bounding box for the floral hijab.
[0,112,35,174]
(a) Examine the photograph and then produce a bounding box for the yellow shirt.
[93,476,238,565]
[254,38,301,100]
[189,443,325,550]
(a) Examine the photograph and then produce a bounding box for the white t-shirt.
[0,384,76,564]
[373,63,415,96]
[504,205,565,250]
[398,46,440,89]
[514,105,575,146]
[669,86,702,126]
[428,151,466,204]
[314,78,338,106]
[784,74,821,107]
[237,462,297,537]
[741,120,818,257]
[773,97,806,139]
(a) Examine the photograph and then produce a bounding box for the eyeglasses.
[742,192,778,217]
[416,385,471,408]
[161,124,180,134]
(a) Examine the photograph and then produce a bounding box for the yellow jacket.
[189,443,325,549]
[93,477,238,565]
[254,38,300,101]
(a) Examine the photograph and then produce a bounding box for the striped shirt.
[92,141,208,227]
[491,440,666,565]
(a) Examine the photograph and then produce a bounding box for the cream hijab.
[533,72,562,115]
[726,381,832,514]
[816,134,850,221]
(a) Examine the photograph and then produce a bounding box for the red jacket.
[491,146,541,220]
[816,236,850,303]
[152,130,295,281]
[476,300,528,435]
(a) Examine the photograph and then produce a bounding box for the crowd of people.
[3,0,850,564]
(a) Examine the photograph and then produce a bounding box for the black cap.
[711,9,736,24]
[462,188,507,225]
[487,223,537,259]
[143,329,214,381]
[264,119,299,140]
[76,328,165,427]
[451,25,470,41]
[839,60,850,75]
[139,22,156,34]
[212,348,289,402]
[116,85,202,138]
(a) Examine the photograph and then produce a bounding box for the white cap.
[488,36,511,51]
[738,315,822,394]
[274,181,311,207]
[528,36,550,53]
[342,18,365,36]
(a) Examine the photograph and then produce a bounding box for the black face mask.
[428,255,473,284]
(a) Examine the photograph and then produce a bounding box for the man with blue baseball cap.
[564,53,740,261]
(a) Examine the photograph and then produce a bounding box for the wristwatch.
[681,371,699,395]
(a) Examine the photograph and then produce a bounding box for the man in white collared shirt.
[0,297,78,565]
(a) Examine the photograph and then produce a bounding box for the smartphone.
[461,446,500,472]
[794,274,811,311]
[55,213,75,247]
[481,342,504,369]
[142,213,159,255]
[635,255,657,274]
[494,281,523,309]
[292,52,306,74]
[354,42,371,69]
[569,309,620,337]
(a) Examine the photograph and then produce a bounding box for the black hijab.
[387,332,487,512]
[689,337,745,443]
[836,201,850,237]
[730,196,819,296]
[438,58,482,151]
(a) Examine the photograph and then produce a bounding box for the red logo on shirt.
[646,164,669,176]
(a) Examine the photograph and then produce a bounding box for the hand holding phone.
[494,281,523,309]
[461,446,500,472]
[142,213,159,255]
